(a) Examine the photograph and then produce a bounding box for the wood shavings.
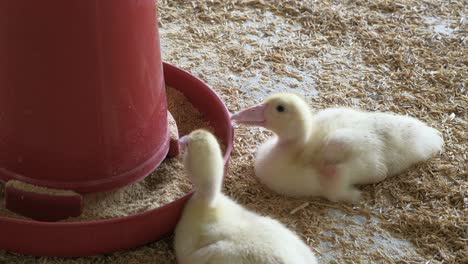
[290,202,310,214]
[1,0,466,262]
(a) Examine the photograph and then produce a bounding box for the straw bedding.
[1,0,466,263]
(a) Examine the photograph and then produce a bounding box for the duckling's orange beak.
[179,135,190,152]
[231,103,267,127]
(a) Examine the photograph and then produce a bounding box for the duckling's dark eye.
[276,105,285,113]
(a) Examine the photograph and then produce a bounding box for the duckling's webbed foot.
[323,186,362,203]
[319,172,361,203]
[338,188,362,203]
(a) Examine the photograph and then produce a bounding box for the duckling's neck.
[277,133,309,146]
[193,177,223,207]
[277,120,313,146]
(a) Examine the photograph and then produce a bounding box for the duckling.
[231,93,444,202]
[174,129,317,264]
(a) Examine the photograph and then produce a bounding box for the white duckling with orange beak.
[174,129,317,264]
[231,93,444,202]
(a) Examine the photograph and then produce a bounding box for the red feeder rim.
[0,63,234,257]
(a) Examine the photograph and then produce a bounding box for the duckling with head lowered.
[231,93,444,202]
[174,129,317,264]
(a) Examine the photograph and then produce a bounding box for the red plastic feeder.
[0,0,233,256]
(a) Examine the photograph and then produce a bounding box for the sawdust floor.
[1,1,466,263]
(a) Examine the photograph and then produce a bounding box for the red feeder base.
[0,63,233,257]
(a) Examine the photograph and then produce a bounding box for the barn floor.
[1,1,466,263]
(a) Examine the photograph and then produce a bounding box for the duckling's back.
[314,107,443,179]
[175,194,317,264]
[365,111,443,176]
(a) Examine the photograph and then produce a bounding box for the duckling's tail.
[413,126,444,160]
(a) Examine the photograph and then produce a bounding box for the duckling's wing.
[189,241,240,264]
[322,128,375,164]
[188,241,226,264]
[190,240,285,264]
